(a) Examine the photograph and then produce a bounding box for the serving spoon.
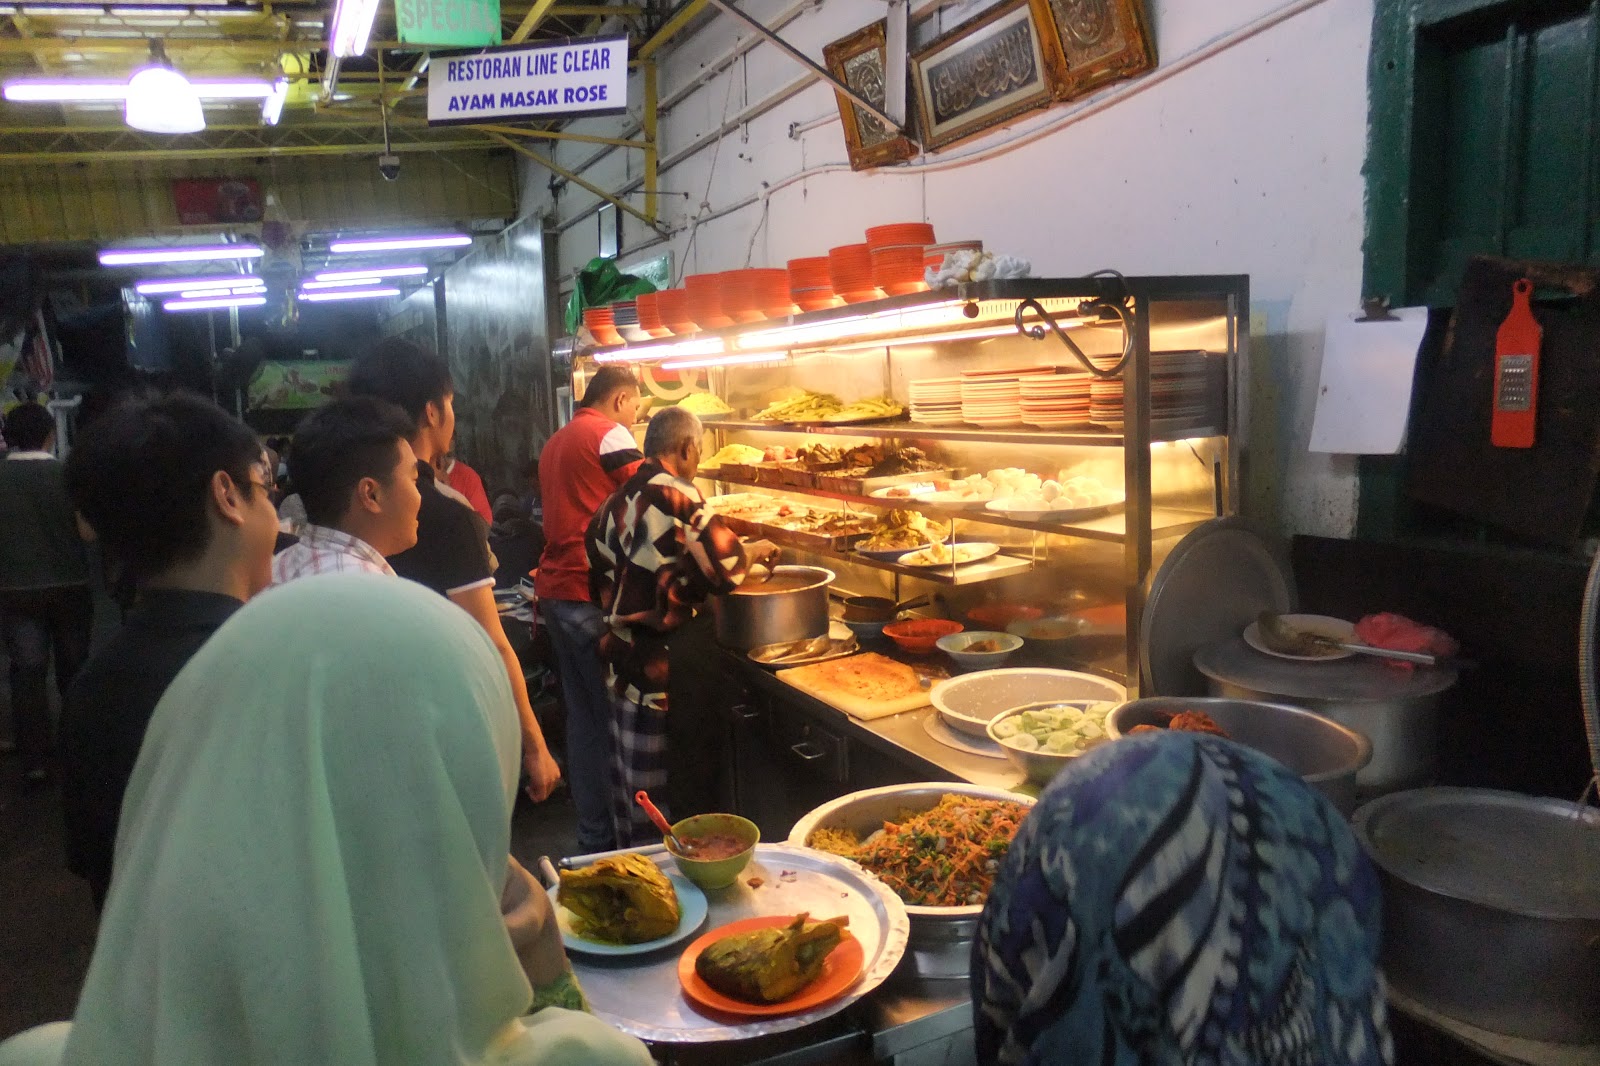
[634,790,687,853]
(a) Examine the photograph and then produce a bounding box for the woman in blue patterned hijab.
[972,731,1392,1065]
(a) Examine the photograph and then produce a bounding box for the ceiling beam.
[637,0,704,59]
[489,131,661,229]
[0,137,496,162]
[507,0,560,43]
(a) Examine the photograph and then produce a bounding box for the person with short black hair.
[60,390,280,908]
[535,366,644,852]
[586,406,777,846]
[348,338,561,802]
[0,401,91,789]
[271,397,422,583]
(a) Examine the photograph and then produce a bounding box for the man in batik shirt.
[585,406,777,846]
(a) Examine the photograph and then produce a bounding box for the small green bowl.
[666,813,760,890]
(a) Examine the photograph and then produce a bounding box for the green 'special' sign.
[395,0,500,48]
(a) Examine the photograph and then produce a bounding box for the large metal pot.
[1354,788,1600,1044]
[1107,697,1373,815]
[1194,637,1454,797]
[709,565,833,650]
[788,783,1034,978]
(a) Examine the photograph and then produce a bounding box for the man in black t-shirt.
[349,339,561,802]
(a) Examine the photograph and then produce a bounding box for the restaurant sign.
[396,0,500,48]
[426,34,628,126]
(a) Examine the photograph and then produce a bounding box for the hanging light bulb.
[125,40,203,134]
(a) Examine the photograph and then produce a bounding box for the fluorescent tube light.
[4,80,127,101]
[110,5,189,10]
[592,337,725,364]
[18,5,100,13]
[328,0,379,57]
[101,245,264,266]
[188,79,273,98]
[300,277,383,290]
[260,76,286,124]
[134,273,257,293]
[660,351,788,371]
[0,5,18,12]
[313,264,429,281]
[206,5,259,13]
[328,234,470,253]
[163,294,266,311]
[177,284,264,298]
[297,287,400,302]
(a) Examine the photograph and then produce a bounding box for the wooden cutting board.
[777,652,932,721]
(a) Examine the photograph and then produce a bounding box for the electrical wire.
[672,62,741,285]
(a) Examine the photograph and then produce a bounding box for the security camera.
[378,153,401,181]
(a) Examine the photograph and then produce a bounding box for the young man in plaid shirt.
[585,406,777,846]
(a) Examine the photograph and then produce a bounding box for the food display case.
[573,275,1247,693]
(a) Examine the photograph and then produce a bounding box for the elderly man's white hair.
[642,405,702,458]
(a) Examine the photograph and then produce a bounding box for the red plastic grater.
[1491,278,1542,448]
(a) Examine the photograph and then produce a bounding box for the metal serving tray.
[563,844,910,1044]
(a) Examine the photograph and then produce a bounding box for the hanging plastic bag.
[564,257,657,334]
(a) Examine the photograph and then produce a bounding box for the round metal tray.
[568,845,909,1044]
[1140,517,1293,695]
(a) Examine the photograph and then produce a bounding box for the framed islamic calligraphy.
[910,0,1070,152]
[1041,0,1155,101]
[823,20,919,171]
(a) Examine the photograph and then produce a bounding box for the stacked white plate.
[909,376,963,425]
[960,368,1052,427]
[1019,372,1092,429]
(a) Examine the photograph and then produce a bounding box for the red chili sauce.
[676,833,749,861]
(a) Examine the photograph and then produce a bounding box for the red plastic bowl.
[883,618,963,655]
[965,604,1044,630]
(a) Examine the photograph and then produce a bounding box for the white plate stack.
[909,377,963,425]
[960,369,1052,427]
[1019,372,1092,428]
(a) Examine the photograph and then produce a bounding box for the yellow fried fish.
[694,913,848,1003]
[557,854,681,943]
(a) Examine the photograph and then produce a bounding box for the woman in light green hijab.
[0,573,651,1066]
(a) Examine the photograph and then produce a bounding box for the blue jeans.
[1,585,92,774]
[540,599,619,854]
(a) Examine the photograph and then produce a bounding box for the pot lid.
[1354,787,1600,920]
[1140,518,1294,696]
[1195,636,1458,701]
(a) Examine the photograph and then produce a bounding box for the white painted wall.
[516,0,1374,537]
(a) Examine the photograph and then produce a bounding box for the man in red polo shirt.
[535,366,643,853]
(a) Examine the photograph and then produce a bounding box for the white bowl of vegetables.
[986,700,1119,785]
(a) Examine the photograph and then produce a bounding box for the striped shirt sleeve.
[597,423,644,482]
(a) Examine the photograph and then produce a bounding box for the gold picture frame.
[823,20,919,171]
[1042,0,1156,101]
[910,0,1070,153]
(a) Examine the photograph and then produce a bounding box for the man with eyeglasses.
[59,390,281,911]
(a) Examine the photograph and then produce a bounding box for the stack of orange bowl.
[827,243,878,303]
[867,222,935,295]
[655,288,697,336]
[718,269,766,324]
[788,256,839,312]
[582,306,623,346]
[684,273,733,330]
[748,268,795,318]
[636,292,671,338]
[866,222,935,249]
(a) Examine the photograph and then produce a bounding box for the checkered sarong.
[609,693,669,847]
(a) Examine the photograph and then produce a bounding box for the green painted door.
[1361,0,1600,541]
[1366,0,1600,308]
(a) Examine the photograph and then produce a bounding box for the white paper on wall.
[1309,307,1430,455]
